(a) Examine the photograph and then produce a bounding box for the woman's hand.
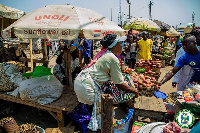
[134,89,139,98]
[116,83,139,98]
[172,82,177,88]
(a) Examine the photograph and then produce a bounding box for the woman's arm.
[116,83,139,97]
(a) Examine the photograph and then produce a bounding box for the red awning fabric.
[126,30,139,35]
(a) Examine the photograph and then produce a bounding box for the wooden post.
[79,49,83,68]
[101,94,113,133]
[29,39,33,72]
[91,40,94,59]
[41,39,48,67]
[64,46,72,87]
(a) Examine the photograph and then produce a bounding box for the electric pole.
[118,0,122,26]
[149,1,153,20]
[111,8,112,21]
[192,12,195,23]
[192,12,195,30]
[126,0,131,19]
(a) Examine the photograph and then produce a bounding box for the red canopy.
[126,30,139,35]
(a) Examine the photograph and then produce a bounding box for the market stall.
[117,59,200,133]
[154,46,175,67]
[0,4,126,131]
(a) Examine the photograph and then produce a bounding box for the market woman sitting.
[74,34,138,131]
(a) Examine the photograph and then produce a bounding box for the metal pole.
[149,1,153,20]
[111,8,112,21]
[129,4,131,19]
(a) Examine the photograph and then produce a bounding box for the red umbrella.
[126,30,139,35]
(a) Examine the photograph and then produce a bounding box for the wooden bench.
[0,85,79,127]
[18,57,49,72]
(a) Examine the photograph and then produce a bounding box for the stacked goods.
[135,59,162,74]
[0,117,19,133]
[165,92,179,105]
[124,67,133,74]
[15,124,39,133]
[0,64,16,91]
[159,48,174,60]
[164,92,179,114]
[130,72,160,97]
[0,117,41,133]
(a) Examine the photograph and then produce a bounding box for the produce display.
[0,117,19,133]
[15,124,39,133]
[130,72,160,97]
[135,59,162,74]
[0,64,16,91]
[160,47,174,59]
[165,92,180,105]
[163,122,181,133]
[0,117,40,133]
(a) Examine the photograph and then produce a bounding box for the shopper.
[159,34,200,86]
[136,31,153,60]
[172,30,200,91]
[79,38,91,65]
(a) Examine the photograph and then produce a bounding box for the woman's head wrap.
[100,34,127,48]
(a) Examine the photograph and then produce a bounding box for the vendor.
[159,34,200,86]
[69,46,81,81]
[161,36,168,48]
[74,34,138,130]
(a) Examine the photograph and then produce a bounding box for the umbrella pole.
[1,17,3,35]
[29,39,33,72]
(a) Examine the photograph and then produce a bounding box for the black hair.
[182,34,195,40]
[56,55,63,64]
[100,34,117,48]
[190,30,200,37]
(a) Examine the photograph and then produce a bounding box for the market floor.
[0,66,174,132]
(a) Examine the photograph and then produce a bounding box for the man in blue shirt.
[79,38,91,65]
[159,34,200,86]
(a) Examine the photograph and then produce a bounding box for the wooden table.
[0,85,79,127]
[133,96,167,121]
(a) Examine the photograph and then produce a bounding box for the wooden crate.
[131,96,167,121]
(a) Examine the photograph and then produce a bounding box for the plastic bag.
[9,73,27,87]
[31,66,53,78]
[2,62,19,77]
[67,104,91,133]
[19,75,63,105]
[113,109,134,133]
[193,84,200,95]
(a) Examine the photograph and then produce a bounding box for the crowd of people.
[49,29,200,131]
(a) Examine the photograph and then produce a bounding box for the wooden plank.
[30,39,33,72]
[135,109,165,121]
[57,112,64,127]
[19,57,49,64]
[0,85,79,113]
[134,96,166,112]
[101,94,113,133]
